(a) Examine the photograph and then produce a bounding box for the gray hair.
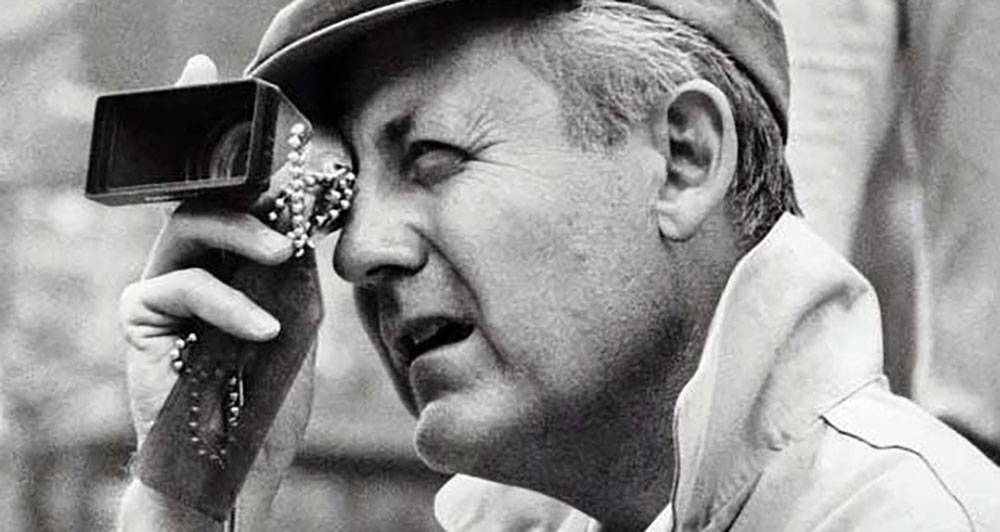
[509,0,800,248]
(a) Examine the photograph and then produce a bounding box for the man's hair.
[508,0,800,248]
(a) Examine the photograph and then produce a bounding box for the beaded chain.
[168,332,241,468]
[167,123,356,471]
[267,122,356,258]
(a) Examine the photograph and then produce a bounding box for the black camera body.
[86,79,309,206]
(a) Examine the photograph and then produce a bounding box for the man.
[116,0,1000,530]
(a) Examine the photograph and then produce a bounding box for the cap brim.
[247,0,461,84]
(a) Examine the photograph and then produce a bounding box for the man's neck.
[475,216,742,530]
[570,223,740,530]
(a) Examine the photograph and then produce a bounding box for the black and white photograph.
[2,1,999,530]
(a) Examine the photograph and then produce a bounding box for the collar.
[434,214,885,531]
[668,212,883,530]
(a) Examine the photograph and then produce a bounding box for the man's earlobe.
[651,79,737,241]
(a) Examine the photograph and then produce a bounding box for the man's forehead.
[330,15,532,140]
[337,7,514,94]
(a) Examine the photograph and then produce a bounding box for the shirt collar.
[670,213,883,530]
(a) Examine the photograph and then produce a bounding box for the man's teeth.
[411,323,445,347]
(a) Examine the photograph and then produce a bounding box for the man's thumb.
[175,54,219,86]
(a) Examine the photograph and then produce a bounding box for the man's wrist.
[118,480,221,531]
[118,472,284,532]
[234,466,285,530]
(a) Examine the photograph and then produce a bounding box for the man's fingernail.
[253,313,281,337]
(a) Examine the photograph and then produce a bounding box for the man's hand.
[117,55,315,531]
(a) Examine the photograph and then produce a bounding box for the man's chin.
[411,394,532,477]
[411,398,479,473]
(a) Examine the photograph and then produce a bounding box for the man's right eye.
[404,141,467,186]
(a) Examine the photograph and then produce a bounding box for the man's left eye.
[405,141,467,185]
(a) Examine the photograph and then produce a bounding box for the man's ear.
[651,79,737,241]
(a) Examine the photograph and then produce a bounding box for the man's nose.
[333,180,426,287]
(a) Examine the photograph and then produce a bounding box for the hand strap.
[135,253,324,520]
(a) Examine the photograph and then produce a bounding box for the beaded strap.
[169,330,242,468]
[167,123,355,469]
[267,122,356,257]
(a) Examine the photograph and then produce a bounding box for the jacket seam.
[814,374,885,420]
[820,416,976,532]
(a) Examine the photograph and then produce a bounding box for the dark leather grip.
[135,251,324,520]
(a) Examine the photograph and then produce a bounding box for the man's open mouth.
[396,318,476,365]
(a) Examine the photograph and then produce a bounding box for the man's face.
[329,17,694,480]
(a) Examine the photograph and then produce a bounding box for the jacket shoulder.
[819,383,1000,531]
[735,382,1000,531]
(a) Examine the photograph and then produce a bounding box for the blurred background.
[0,1,444,530]
[1,0,998,530]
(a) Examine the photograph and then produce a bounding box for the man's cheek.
[441,168,567,245]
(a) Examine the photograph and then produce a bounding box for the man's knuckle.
[118,281,144,324]
[176,267,211,288]
[215,291,245,319]
[118,283,150,348]
[122,328,144,351]
[190,269,219,295]
[166,207,215,248]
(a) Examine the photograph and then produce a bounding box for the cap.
[636,0,788,137]
[246,0,789,136]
